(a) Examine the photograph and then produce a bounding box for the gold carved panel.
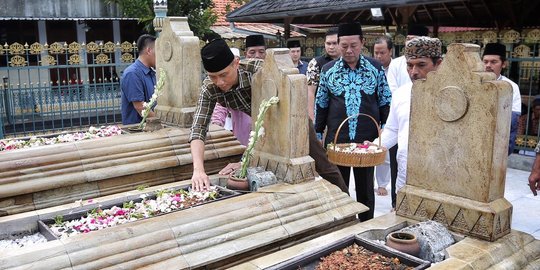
[102,41,115,53]
[502,30,520,44]
[49,42,65,54]
[9,42,25,55]
[305,47,314,58]
[316,37,325,46]
[41,55,56,66]
[10,55,27,67]
[461,31,476,43]
[440,33,456,45]
[95,53,110,64]
[121,53,134,63]
[305,38,314,47]
[69,54,81,65]
[394,34,406,45]
[482,31,498,43]
[29,42,43,54]
[121,41,134,52]
[526,29,540,43]
[86,42,100,53]
[68,42,81,54]
[513,44,531,58]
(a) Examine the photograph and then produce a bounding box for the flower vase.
[386,232,421,257]
[227,173,250,190]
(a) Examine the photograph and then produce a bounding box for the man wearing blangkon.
[189,39,347,193]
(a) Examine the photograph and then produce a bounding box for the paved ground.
[347,167,540,239]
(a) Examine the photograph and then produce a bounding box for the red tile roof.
[212,0,304,39]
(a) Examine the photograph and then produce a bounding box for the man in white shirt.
[384,24,429,208]
[482,43,522,155]
[378,36,443,193]
[386,24,429,93]
[373,35,394,197]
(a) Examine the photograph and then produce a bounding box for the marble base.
[155,105,195,128]
[396,185,512,241]
[251,150,316,184]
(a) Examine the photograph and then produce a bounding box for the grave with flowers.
[0,17,365,270]
[230,43,540,270]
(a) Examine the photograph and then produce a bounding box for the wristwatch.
[535,141,540,153]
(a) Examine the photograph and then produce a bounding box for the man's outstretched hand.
[191,170,211,191]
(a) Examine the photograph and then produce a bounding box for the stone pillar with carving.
[154,17,201,128]
[250,49,316,184]
[153,0,167,35]
[396,43,513,241]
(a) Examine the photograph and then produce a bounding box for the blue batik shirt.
[315,56,391,146]
[120,59,156,125]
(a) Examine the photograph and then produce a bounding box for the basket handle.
[332,113,382,150]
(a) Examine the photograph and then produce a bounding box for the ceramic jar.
[386,232,421,257]
[226,174,250,190]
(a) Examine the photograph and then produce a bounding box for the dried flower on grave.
[138,68,166,129]
[237,96,280,178]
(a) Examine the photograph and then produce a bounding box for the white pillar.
[76,21,89,84]
[37,21,50,84]
[112,20,122,79]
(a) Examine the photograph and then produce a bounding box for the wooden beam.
[387,8,397,25]
[284,17,292,40]
[423,5,433,21]
[502,0,517,27]
[397,5,417,24]
[325,13,334,21]
[461,0,474,17]
[352,10,365,21]
[339,12,350,22]
[441,3,454,19]
[480,0,498,29]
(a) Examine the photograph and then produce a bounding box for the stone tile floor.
[347,167,540,239]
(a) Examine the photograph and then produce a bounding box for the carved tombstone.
[154,17,201,127]
[396,43,513,241]
[250,49,316,184]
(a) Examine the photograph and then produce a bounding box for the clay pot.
[386,232,421,257]
[227,174,250,190]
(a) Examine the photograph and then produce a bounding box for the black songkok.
[245,35,265,48]
[337,22,363,38]
[201,39,234,72]
[483,43,506,59]
[287,40,301,48]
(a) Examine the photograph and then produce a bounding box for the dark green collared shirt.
[189,59,263,142]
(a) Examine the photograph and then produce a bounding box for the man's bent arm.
[132,101,155,117]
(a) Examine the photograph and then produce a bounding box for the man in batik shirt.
[315,22,391,221]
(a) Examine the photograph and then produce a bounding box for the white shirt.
[386,56,411,93]
[498,75,521,113]
[380,82,413,191]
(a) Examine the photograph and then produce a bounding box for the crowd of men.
[120,23,538,223]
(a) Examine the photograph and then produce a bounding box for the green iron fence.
[0,40,137,139]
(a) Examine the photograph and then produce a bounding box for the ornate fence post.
[153,0,168,36]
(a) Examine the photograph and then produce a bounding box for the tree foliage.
[105,0,217,38]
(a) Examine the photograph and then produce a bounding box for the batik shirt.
[315,56,391,146]
[306,54,334,86]
[189,59,263,142]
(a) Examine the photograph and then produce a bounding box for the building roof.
[212,0,304,39]
[227,0,540,29]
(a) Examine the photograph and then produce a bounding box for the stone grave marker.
[154,17,201,128]
[250,49,316,184]
[397,43,513,241]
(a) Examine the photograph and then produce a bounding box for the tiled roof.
[212,0,304,39]
[213,0,242,26]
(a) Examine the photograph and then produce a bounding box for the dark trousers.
[338,165,374,221]
[389,145,398,208]
[308,122,348,194]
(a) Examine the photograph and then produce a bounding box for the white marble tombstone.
[396,43,513,241]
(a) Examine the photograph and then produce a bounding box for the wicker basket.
[327,113,387,167]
